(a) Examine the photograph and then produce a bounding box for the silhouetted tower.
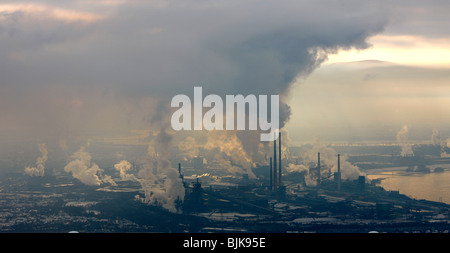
[278,132,282,187]
[334,154,341,192]
[273,132,277,190]
[317,152,321,187]
[269,157,273,190]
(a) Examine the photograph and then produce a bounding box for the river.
[366,164,450,205]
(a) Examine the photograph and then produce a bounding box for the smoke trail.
[397,125,414,157]
[64,146,116,186]
[24,143,48,177]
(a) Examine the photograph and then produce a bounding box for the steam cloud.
[24,143,48,177]
[114,160,137,181]
[431,128,450,158]
[397,125,414,157]
[133,101,185,213]
[288,138,365,186]
[136,130,185,212]
[64,147,116,186]
[205,130,256,178]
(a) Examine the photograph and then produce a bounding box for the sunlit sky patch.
[326,34,450,67]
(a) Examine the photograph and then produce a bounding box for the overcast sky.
[0,0,449,150]
[288,0,450,143]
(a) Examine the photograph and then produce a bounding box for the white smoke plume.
[431,128,450,158]
[285,163,318,187]
[397,125,414,157]
[291,138,365,185]
[286,163,309,174]
[64,147,116,186]
[205,130,256,178]
[114,144,184,212]
[114,160,138,181]
[134,101,185,212]
[136,128,185,213]
[432,128,443,146]
[24,143,48,177]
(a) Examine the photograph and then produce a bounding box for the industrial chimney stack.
[273,132,277,190]
[178,162,184,181]
[336,154,341,191]
[269,157,273,191]
[317,152,321,187]
[278,132,282,188]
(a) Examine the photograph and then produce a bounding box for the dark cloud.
[0,0,391,147]
[384,0,450,38]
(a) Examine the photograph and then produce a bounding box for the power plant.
[2,130,450,233]
[175,131,450,233]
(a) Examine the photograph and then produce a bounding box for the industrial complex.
[174,133,450,233]
[1,132,450,233]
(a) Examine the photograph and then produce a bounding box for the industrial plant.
[1,130,450,233]
[172,133,450,233]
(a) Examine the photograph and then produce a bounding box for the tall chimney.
[269,157,273,191]
[338,154,340,173]
[317,152,321,187]
[337,154,341,191]
[278,132,282,187]
[273,132,277,189]
[178,163,184,183]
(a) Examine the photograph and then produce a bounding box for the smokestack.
[338,154,340,173]
[337,154,341,191]
[269,157,273,191]
[317,152,321,187]
[273,132,277,189]
[278,132,282,188]
[178,162,184,181]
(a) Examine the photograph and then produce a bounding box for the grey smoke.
[0,0,390,144]
[1,1,392,211]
